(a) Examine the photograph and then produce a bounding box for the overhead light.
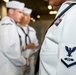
[31,17,36,22]
[3,0,9,2]
[37,15,40,19]
[48,5,52,10]
[32,19,36,22]
[49,11,57,14]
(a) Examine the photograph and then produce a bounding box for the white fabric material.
[6,1,25,10]
[17,24,39,75]
[39,1,76,75]
[0,17,26,75]
[23,7,32,14]
[17,25,39,58]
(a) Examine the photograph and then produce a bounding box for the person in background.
[17,7,39,75]
[39,0,76,75]
[0,1,27,75]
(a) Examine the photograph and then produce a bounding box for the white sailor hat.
[23,7,32,14]
[6,1,25,10]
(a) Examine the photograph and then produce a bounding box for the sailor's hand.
[25,43,35,49]
[25,57,30,66]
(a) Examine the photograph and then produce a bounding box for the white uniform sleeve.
[31,29,39,56]
[0,24,26,66]
[33,30,39,46]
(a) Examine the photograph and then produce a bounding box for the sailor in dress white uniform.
[17,7,39,75]
[0,1,27,75]
[39,0,76,75]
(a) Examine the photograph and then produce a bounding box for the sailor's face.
[13,9,24,22]
[20,13,31,24]
[23,14,31,24]
[48,0,66,6]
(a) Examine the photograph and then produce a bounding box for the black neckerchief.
[18,25,31,46]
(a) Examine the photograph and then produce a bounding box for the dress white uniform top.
[0,1,26,75]
[0,17,26,75]
[39,1,76,75]
[17,24,39,75]
[17,24,39,57]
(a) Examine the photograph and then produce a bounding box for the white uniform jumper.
[39,1,76,75]
[17,24,39,75]
[0,17,26,75]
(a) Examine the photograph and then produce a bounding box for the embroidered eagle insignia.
[61,46,76,68]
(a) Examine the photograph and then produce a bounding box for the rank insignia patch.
[61,46,76,68]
